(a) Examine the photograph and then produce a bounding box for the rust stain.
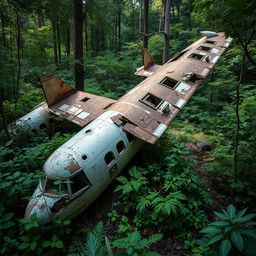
[66,160,80,174]
[108,33,230,144]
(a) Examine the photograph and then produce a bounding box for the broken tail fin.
[41,74,76,107]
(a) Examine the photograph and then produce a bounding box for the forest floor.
[71,139,232,256]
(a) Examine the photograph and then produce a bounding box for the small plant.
[200,205,256,256]
[112,230,162,256]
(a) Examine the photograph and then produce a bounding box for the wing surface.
[41,74,116,127]
[108,32,232,144]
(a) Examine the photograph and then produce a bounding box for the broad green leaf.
[200,226,220,234]
[55,240,64,248]
[43,241,51,247]
[215,211,230,220]
[224,226,232,233]
[30,241,37,250]
[207,234,223,246]
[231,230,243,251]
[210,221,229,227]
[227,205,236,218]
[237,208,247,218]
[219,239,231,256]
[18,242,29,250]
[233,214,256,223]
[241,229,256,240]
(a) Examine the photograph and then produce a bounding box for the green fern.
[112,230,162,255]
[152,192,186,215]
[83,222,112,256]
[115,167,148,195]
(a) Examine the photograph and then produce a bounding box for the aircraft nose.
[24,198,51,223]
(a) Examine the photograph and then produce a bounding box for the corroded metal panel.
[47,91,116,127]
[41,74,76,106]
[108,32,232,144]
[135,64,162,77]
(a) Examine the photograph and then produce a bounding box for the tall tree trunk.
[234,53,245,180]
[139,0,143,35]
[84,11,88,52]
[90,23,94,54]
[0,86,11,139]
[1,14,7,47]
[74,0,84,91]
[15,12,21,107]
[142,0,149,66]
[52,21,58,64]
[57,21,61,62]
[66,28,70,56]
[177,3,180,21]
[117,7,121,51]
[37,11,45,28]
[163,0,171,64]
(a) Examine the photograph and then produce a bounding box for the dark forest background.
[0,0,256,255]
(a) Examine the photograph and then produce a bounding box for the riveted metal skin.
[8,102,53,137]
[24,32,232,223]
[25,110,143,222]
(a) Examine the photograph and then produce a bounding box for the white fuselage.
[25,110,143,222]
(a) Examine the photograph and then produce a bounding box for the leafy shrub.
[200,205,256,256]
[114,135,211,232]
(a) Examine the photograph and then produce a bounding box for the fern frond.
[137,196,151,212]
[85,233,101,256]
[92,221,105,242]
[147,233,163,244]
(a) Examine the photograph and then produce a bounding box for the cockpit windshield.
[40,176,68,198]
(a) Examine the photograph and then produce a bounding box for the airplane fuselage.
[25,110,143,222]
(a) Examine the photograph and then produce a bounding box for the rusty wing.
[41,74,116,127]
[109,32,232,144]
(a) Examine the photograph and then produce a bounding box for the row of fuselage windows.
[104,134,134,166]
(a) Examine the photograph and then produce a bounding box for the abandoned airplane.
[9,32,232,223]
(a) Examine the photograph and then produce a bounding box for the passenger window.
[140,93,163,109]
[105,152,115,166]
[70,170,90,194]
[116,141,126,155]
[160,77,178,89]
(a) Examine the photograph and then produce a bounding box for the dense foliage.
[0,0,255,255]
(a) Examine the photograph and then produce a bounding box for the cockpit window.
[70,170,91,195]
[40,177,68,198]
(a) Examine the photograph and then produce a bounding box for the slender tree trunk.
[15,12,21,106]
[74,0,84,91]
[1,14,7,47]
[117,7,121,51]
[52,21,58,64]
[66,28,70,56]
[142,0,149,66]
[84,11,88,52]
[177,3,180,21]
[163,0,171,64]
[139,0,143,35]
[57,21,61,62]
[37,11,45,27]
[0,86,11,139]
[91,23,94,54]
[234,53,245,180]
